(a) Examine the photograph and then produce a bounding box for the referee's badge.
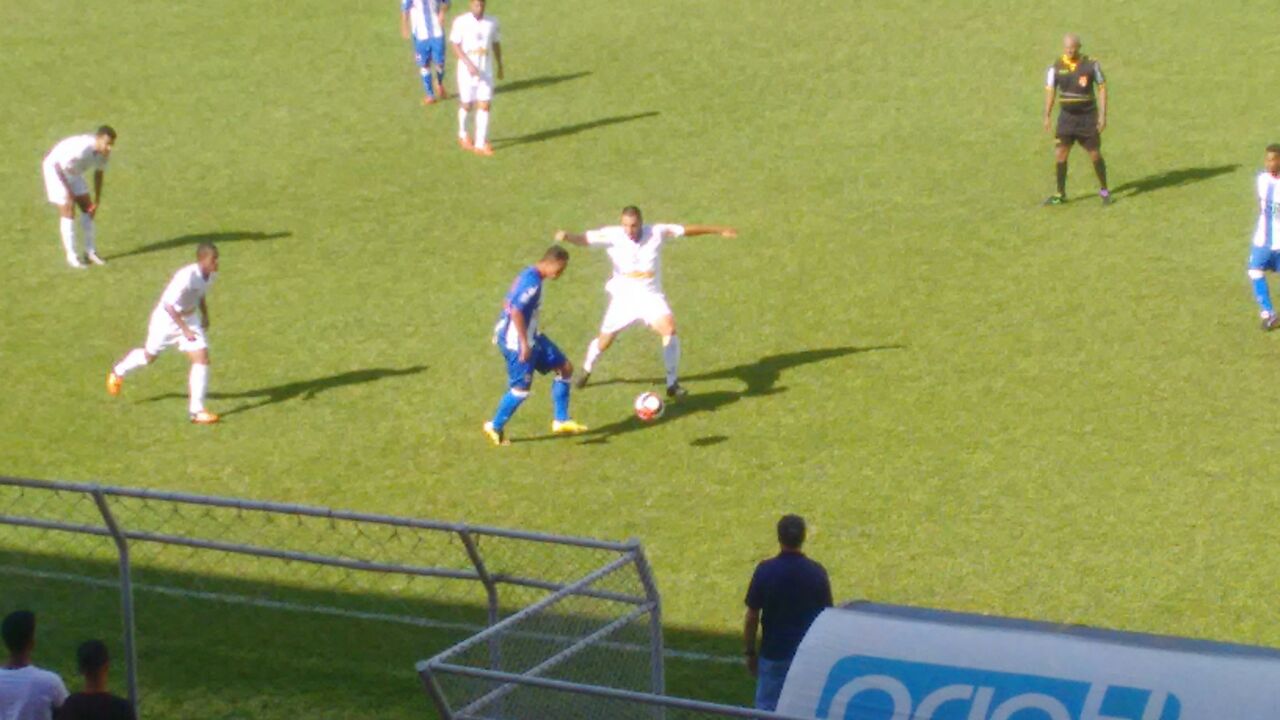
[1078,76,1089,87]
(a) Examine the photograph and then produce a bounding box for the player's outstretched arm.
[682,224,738,238]
[555,230,589,247]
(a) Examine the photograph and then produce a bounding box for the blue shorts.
[1250,246,1280,272]
[414,37,447,68]
[501,335,567,391]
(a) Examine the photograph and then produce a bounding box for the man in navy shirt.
[743,514,833,711]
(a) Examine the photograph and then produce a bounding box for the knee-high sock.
[113,349,149,377]
[475,109,490,147]
[1251,271,1274,315]
[1092,158,1108,191]
[419,67,436,99]
[583,338,603,373]
[662,335,681,387]
[60,217,76,257]
[551,378,571,422]
[458,107,470,139]
[79,214,96,255]
[435,66,446,88]
[492,389,527,431]
[189,363,209,414]
[1055,161,1068,195]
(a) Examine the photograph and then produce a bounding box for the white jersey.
[155,263,215,319]
[403,0,446,40]
[43,135,108,178]
[1254,171,1280,250]
[585,224,686,294]
[0,665,68,720]
[449,12,500,79]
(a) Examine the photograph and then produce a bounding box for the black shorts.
[1056,111,1100,150]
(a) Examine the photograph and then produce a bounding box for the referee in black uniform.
[1043,33,1110,205]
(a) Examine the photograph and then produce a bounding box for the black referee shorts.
[1056,111,1101,151]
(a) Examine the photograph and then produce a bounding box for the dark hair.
[77,639,110,675]
[541,245,570,263]
[1267,144,1280,156]
[2,610,36,655]
[97,125,117,141]
[777,514,806,548]
[621,205,643,220]
[196,242,218,260]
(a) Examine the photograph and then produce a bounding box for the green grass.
[4,0,1280,716]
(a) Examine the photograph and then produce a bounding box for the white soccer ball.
[634,392,665,422]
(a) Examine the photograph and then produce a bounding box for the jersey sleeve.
[584,228,613,247]
[448,16,462,43]
[655,223,686,239]
[506,273,540,318]
[401,0,411,12]
[1092,60,1105,85]
[744,563,765,609]
[159,270,192,310]
[50,673,69,707]
[1045,66,1056,89]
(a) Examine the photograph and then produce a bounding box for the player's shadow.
[526,345,902,445]
[492,112,659,150]
[496,71,591,95]
[141,365,426,417]
[1110,164,1240,199]
[110,231,292,260]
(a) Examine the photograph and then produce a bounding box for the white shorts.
[600,289,673,334]
[144,310,208,356]
[457,71,494,103]
[42,161,88,206]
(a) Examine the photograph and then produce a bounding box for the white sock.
[80,214,96,255]
[584,338,602,373]
[458,108,469,139]
[663,335,681,387]
[60,217,76,257]
[189,363,209,414]
[113,349,149,377]
[475,109,490,147]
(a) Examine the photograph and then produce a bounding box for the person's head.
[776,514,806,551]
[95,125,117,157]
[76,640,110,687]
[536,245,569,279]
[196,242,219,275]
[1062,33,1081,60]
[1265,144,1280,175]
[470,0,485,17]
[621,206,643,242]
[2,610,36,660]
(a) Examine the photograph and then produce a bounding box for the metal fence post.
[629,541,665,703]
[90,488,139,718]
[416,661,457,720]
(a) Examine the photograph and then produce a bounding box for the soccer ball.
[634,392,665,422]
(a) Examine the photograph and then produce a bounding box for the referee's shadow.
[522,345,902,446]
[1110,164,1240,199]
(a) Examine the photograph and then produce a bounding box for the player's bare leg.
[473,100,493,155]
[550,360,587,434]
[651,314,685,398]
[58,200,84,268]
[578,330,619,389]
[107,349,156,396]
[458,100,475,149]
[186,348,219,424]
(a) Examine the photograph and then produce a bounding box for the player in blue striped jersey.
[485,246,588,446]
[1247,145,1280,331]
[400,0,450,105]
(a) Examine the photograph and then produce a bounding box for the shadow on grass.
[492,112,659,149]
[525,345,902,445]
[110,231,292,261]
[0,548,751,719]
[496,71,591,95]
[142,366,427,418]
[1111,164,1240,199]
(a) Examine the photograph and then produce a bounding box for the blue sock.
[1254,276,1274,315]
[420,69,436,99]
[491,390,526,431]
[552,378,571,422]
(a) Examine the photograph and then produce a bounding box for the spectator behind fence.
[0,610,68,720]
[742,515,833,712]
[54,641,133,720]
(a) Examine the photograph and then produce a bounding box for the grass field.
[5,0,1280,717]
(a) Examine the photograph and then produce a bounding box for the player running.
[1247,144,1280,330]
[485,246,587,446]
[401,0,450,105]
[555,207,738,398]
[450,0,502,156]
[106,243,222,424]
[42,126,116,268]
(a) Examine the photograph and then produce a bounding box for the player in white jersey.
[106,243,221,424]
[1247,144,1280,330]
[556,206,738,398]
[41,126,116,268]
[450,0,503,156]
[400,0,450,105]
